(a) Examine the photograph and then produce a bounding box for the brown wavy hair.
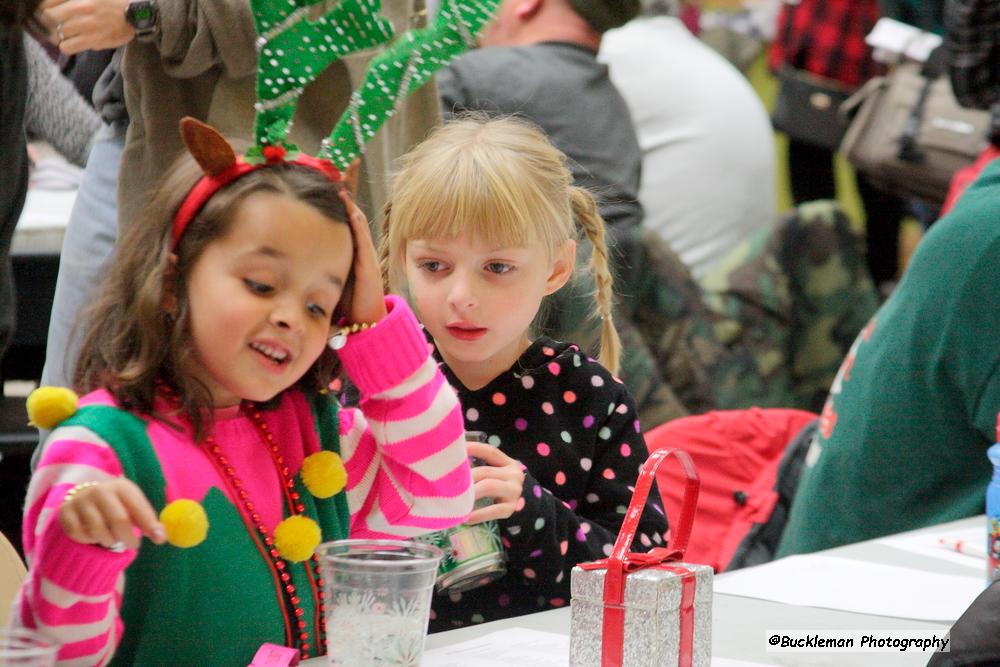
[73,155,353,441]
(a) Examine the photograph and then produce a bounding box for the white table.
[16,144,78,256]
[305,516,985,666]
[13,187,73,256]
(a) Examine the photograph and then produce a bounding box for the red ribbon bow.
[578,448,700,667]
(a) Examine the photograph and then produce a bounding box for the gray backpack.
[839,60,990,206]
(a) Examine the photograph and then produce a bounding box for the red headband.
[171,149,343,249]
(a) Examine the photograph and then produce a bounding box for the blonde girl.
[380,114,667,630]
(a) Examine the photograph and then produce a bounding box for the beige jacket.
[119,0,438,229]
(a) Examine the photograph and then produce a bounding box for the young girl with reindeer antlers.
[12,116,473,665]
[12,2,502,664]
[15,115,472,665]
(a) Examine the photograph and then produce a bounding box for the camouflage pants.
[539,201,879,431]
[702,200,880,412]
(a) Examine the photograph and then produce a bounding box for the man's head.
[479,0,639,48]
[567,0,640,32]
[639,0,678,17]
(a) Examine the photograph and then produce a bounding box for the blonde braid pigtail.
[570,187,621,375]
[377,202,394,294]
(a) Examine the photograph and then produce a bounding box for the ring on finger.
[56,22,66,44]
[63,480,99,504]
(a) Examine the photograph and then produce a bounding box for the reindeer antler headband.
[173,0,500,248]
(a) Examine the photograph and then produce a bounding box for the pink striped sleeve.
[336,296,473,538]
[14,423,137,666]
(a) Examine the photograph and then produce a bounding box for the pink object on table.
[248,643,300,667]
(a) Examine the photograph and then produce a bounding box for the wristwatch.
[125,0,159,39]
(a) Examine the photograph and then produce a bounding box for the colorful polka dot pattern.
[429,336,668,632]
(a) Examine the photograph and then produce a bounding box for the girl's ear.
[513,0,543,20]
[162,253,180,316]
[544,240,576,296]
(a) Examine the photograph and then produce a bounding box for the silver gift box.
[569,563,713,667]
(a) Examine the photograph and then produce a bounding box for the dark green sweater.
[779,156,1000,556]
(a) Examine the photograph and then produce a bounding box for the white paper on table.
[865,17,942,63]
[421,628,569,667]
[18,189,77,230]
[420,628,776,667]
[714,555,984,622]
[30,158,84,190]
[876,526,985,569]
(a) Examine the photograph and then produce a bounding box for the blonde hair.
[379,114,621,374]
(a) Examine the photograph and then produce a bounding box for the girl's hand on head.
[337,187,387,325]
[465,441,526,524]
[58,478,166,550]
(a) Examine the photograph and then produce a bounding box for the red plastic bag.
[940,144,1000,216]
[645,408,816,572]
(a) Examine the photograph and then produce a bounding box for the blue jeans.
[40,124,122,395]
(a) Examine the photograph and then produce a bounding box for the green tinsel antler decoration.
[321,0,501,169]
[250,0,395,154]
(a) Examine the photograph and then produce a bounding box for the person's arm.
[14,426,139,667]
[336,294,474,538]
[23,34,100,167]
[150,0,257,79]
[39,0,257,79]
[946,0,1000,109]
[497,386,668,602]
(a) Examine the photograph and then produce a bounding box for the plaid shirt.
[769,0,881,89]
[878,0,945,34]
[946,0,1000,110]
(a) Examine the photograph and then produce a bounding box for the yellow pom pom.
[300,451,346,499]
[26,387,79,430]
[273,515,321,563]
[160,499,209,548]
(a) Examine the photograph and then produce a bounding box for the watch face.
[127,1,156,31]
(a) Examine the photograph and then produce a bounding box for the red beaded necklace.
[157,383,327,660]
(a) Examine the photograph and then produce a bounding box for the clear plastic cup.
[318,539,442,666]
[0,628,58,666]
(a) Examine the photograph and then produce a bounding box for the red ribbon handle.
[579,447,700,667]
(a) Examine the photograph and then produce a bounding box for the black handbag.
[772,66,852,150]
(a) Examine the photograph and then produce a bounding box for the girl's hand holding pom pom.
[59,479,167,550]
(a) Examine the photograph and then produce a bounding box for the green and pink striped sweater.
[12,295,473,665]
